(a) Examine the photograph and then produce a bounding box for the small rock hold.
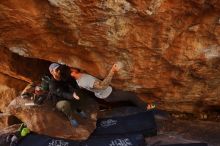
[200,113,208,120]
[188,25,200,32]
[145,9,153,15]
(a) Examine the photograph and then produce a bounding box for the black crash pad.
[17,133,80,146]
[93,110,157,137]
[160,143,208,146]
[82,134,145,146]
[17,133,145,146]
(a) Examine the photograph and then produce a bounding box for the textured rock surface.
[0,114,10,130]
[0,113,22,130]
[0,124,20,136]
[0,0,220,114]
[0,48,51,83]
[150,117,220,146]
[0,73,26,112]
[6,97,98,140]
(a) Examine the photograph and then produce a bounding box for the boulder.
[6,96,98,140]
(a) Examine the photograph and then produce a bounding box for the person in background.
[20,75,51,105]
[70,62,155,110]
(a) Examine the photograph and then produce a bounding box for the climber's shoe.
[78,111,87,118]
[75,110,88,119]
[70,119,79,127]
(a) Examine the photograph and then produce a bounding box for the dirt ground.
[146,111,220,146]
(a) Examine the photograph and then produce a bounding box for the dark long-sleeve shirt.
[49,76,79,103]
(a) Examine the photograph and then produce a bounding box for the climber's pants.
[56,100,72,119]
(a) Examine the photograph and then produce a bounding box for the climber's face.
[51,68,61,80]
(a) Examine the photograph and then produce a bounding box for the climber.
[48,63,87,127]
[6,123,30,146]
[70,62,156,110]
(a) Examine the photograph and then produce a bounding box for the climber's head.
[49,63,61,80]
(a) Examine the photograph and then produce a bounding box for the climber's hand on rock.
[111,63,120,72]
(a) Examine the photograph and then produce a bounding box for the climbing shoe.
[70,119,79,127]
[75,110,87,119]
[78,111,87,118]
